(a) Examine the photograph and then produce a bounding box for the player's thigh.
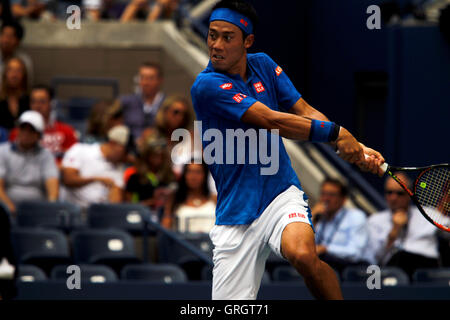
[210,225,268,300]
[280,222,317,264]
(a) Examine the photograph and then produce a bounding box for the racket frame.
[383,163,450,233]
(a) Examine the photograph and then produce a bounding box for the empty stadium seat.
[158,232,213,264]
[16,201,83,232]
[51,264,118,283]
[71,228,140,274]
[342,266,409,286]
[11,228,72,275]
[158,232,213,280]
[87,203,151,235]
[17,265,48,282]
[121,263,187,284]
[413,268,450,286]
[66,97,98,120]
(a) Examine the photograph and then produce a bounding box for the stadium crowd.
[0,0,185,22]
[0,3,449,299]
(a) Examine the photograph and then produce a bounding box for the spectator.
[0,57,29,131]
[83,99,124,144]
[10,0,54,20]
[9,84,78,166]
[125,136,175,212]
[139,95,194,156]
[162,161,216,233]
[121,0,180,22]
[0,111,59,215]
[147,0,180,22]
[120,0,152,22]
[120,61,165,140]
[61,125,129,208]
[310,178,369,273]
[83,0,128,21]
[0,20,33,87]
[365,172,439,277]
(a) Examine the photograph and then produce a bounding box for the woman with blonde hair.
[138,95,198,178]
[84,99,124,143]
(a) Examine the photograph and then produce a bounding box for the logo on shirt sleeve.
[288,212,306,219]
[275,66,283,76]
[233,93,247,103]
[220,83,233,90]
[253,82,265,93]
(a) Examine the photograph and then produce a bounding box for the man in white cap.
[61,124,129,208]
[0,110,59,215]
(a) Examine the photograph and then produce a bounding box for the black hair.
[211,0,259,38]
[1,20,24,41]
[322,178,349,197]
[172,161,211,212]
[31,84,54,100]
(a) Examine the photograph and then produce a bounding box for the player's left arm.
[289,97,384,174]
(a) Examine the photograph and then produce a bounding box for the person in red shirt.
[9,84,77,166]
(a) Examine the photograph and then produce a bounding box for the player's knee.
[286,246,319,274]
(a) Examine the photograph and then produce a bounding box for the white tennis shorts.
[209,185,312,300]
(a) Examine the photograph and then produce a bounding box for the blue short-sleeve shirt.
[191,52,307,225]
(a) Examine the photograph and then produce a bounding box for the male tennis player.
[191,0,385,300]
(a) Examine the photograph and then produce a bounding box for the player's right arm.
[241,101,364,164]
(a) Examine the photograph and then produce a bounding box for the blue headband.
[210,8,253,35]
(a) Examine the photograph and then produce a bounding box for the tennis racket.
[377,160,450,232]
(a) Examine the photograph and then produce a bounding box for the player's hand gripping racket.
[375,158,450,232]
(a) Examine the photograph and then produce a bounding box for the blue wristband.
[309,120,339,143]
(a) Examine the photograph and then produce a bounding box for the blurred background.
[0,0,449,300]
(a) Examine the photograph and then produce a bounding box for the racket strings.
[415,167,450,227]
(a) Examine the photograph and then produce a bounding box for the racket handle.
[363,154,389,174]
[335,151,389,174]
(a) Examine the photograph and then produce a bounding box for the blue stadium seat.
[71,228,140,274]
[87,203,151,235]
[342,266,409,286]
[413,268,450,285]
[158,232,213,280]
[51,264,118,283]
[16,201,83,232]
[11,228,72,275]
[17,264,47,282]
[158,232,213,264]
[66,97,97,120]
[121,263,187,284]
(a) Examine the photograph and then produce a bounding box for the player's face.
[208,21,253,73]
